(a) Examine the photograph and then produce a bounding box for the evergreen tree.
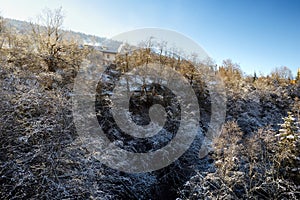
[275,112,300,182]
[253,71,257,82]
[296,68,300,82]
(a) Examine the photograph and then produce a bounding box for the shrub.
[210,121,299,199]
[275,112,300,183]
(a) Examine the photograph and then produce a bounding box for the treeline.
[1,8,299,90]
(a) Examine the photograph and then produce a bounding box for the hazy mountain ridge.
[5,18,122,51]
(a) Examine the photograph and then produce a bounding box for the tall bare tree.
[0,14,6,49]
[31,7,65,72]
[31,7,88,76]
[271,66,293,80]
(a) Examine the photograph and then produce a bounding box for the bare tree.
[271,66,293,80]
[0,14,6,49]
[31,7,65,72]
[0,13,5,33]
[218,59,243,88]
[30,7,88,76]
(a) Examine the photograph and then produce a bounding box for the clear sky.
[1,0,299,76]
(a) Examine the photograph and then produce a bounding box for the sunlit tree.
[271,66,293,81]
[31,7,87,74]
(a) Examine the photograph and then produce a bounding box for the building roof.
[101,49,118,54]
[94,46,118,54]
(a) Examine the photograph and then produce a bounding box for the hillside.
[5,18,122,51]
[0,14,300,199]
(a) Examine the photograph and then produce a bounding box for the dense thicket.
[1,10,299,199]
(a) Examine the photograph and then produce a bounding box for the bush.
[179,121,299,199]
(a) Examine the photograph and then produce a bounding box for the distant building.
[81,44,118,65]
[100,48,117,65]
[95,46,118,65]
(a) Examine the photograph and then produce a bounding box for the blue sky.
[1,0,299,76]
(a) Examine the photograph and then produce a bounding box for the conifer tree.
[296,68,300,83]
[275,112,300,182]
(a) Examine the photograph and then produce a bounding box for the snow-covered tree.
[275,112,300,182]
[277,112,298,142]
